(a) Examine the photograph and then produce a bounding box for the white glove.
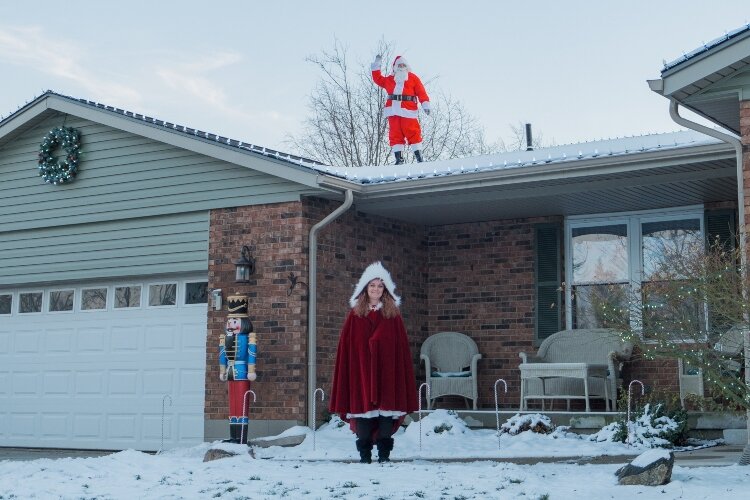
[422,102,431,116]
[423,108,431,116]
[371,54,382,71]
[219,366,228,381]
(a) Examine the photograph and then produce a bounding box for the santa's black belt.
[388,94,416,102]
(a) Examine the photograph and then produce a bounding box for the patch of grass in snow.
[509,478,523,484]
[134,474,141,480]
[433,422,453,433]
[538,494,550,500]
[412,491,425,498]
[342,481,358,488]
[249,475,261,480]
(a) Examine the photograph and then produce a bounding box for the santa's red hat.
[349,261,401,308]
[392,55,410,72]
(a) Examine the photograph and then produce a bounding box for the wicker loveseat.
[420,332,482,409]
[518,328,633,412]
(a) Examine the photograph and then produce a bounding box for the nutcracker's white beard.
[394,68,408,84]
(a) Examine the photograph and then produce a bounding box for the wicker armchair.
[420,332,482,410]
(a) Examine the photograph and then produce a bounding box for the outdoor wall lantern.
[234,245,256,283]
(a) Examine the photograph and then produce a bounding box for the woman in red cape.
[329,262,418,463]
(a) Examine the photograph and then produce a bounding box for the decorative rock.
[249,434,306,448]
[616,449,674,486]
[203,448,240,462]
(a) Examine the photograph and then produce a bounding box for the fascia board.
[661,35,750,97]
[41,96,323,189]
[0,98,50,144]
[317,142,734,200]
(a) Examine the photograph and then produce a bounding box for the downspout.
[668,100,745,240]
[307,189,354,426]
[668,100,750,463]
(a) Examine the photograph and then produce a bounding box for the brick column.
[742,100,750,236]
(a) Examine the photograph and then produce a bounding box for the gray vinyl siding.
[0,212,208,286]
[0,113,314,286]
[0,113,312,232]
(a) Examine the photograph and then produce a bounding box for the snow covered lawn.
[1,411,748,499]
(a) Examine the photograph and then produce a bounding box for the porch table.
[519,362,609,412]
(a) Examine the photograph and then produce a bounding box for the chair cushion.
[431,371,471,378]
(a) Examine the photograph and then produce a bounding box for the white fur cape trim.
[349,261,401,308]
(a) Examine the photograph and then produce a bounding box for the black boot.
[376,437,394,463]
[356,438,373,463]
[394,151,404,165]
[414,150,423,163]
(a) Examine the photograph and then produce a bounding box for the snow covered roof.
[311,130,722,186]
[2,92,726,192]
[662,23,750,73]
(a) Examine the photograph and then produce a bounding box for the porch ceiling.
[349,157,737,225]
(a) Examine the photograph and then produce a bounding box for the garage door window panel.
[49,289,74,313]
[148,283,177,307]
[115,286,142,309]
[184,282,208,305]
[0,293,11,315]
[81,288,108,311]
[19,292,43,314]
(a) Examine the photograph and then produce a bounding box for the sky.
[1,410,747,499]
[0,1,748,157]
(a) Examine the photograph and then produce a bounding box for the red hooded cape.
[329,309,418,430]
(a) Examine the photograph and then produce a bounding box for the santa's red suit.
[372,55,430,160]
[329,262,418,463]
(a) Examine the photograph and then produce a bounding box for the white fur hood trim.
[349,261,401,308]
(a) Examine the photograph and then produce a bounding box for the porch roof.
[315,131,737,225]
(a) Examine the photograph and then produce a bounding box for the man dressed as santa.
[371,54,431,165]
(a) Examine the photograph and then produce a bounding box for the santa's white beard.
[394,68,408,83]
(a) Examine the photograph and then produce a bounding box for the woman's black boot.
[356,438,373,463]
[376,438,394,463]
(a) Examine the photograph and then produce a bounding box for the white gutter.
[307,189,354,426]
[668,100,750,463]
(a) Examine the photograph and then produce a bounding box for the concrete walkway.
[0,445,745,466]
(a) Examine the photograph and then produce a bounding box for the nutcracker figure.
[219,295,257,443]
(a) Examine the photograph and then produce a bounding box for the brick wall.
[742,100,750,236]
[206,197,428,424]
[206,202,309,422]
[207,198,699,420]
[426,217,560,409]
[308,198,429,421]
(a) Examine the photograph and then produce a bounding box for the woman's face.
[366,279,385,303]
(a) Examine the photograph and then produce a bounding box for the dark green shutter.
[704,208,737,334]
[535,224,562,341]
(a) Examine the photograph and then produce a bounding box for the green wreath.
[38,126,81,185]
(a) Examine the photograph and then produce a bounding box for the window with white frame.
[566,208,705,335]
[0,293,11,315]
[148,283,177,307]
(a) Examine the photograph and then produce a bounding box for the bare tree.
[286,40,503,167]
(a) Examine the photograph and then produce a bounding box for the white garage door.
[0,276,207,451]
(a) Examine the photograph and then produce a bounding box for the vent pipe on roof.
[525,123,533,151]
